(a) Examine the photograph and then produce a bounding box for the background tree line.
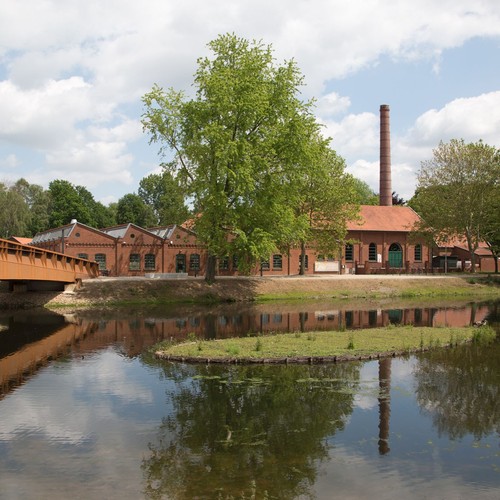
[0,171,377,241]
[0,170,191,239]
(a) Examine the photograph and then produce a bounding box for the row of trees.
[0,170,192,240]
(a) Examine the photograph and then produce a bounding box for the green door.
[388,243,403,268]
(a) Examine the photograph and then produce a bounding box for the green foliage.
[0,184,31,237]
[13,178,51,235]
[413,139,500,272]
[255,338,263,352]
[116,193,156,227]
[48,179,116,228]
[351,178,378,205]
[138,167,191,225]
[347,333,355,350]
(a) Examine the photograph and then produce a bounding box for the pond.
[0,299,499,499]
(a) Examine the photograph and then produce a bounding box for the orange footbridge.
[0,239,99,291]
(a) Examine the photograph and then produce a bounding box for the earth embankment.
[1,274,499,309]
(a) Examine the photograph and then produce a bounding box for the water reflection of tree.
[142,363,360,499]
[414,342,500,440]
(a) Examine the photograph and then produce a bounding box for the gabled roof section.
[146,225,177,239]
[437,237,493,255]
[31,221,114,244]
[9,236,32,245]
[347,205,421,232]
[100,223,132,239]
[101,223,164,241]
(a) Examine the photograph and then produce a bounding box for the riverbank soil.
[1,274,499,309]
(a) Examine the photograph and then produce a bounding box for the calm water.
[0,300,499,499]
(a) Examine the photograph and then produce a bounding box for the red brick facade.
[30,205,432,277]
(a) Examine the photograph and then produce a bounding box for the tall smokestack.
[379,104,392,206]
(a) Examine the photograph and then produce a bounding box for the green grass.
[155,325,496,362]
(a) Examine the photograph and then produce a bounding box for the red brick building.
[343,205,430,274]
[29,208,431,278]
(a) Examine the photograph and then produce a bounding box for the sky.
[1,0,500,205]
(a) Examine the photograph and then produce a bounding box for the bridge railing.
[0,239,99,282]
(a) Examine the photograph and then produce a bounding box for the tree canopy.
[138,168,191,225]
[142,33,356,281]
[412,139,500,272]
[0,183,31,238]
[116,193,157,227]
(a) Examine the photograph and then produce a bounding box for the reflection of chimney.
[378,358,391,455]
[379,104,392,206]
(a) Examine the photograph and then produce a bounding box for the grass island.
[155,324,496,365]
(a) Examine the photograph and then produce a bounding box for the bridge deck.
[0,239,98,284]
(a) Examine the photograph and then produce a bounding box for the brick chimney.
[379,104,392,206]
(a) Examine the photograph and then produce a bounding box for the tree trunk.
[205,254,217,283]
[299,241,306,275]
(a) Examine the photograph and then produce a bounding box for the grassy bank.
[46,274,500,309]
[2,274,499,310]
[155,324,496,364]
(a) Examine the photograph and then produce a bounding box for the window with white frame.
[145,253,156,270]
[272,254,282,269]
[129,253,140,270]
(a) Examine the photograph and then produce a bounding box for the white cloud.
[322,112,378,157]
[407,91,500,147]
[1,0,500,202]
[0,153,19,169]
[316,92,351,118]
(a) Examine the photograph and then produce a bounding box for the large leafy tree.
[12,178,51,235]
[413,139,500,272]
[482,186,500,273]
[48,180,116,229]
[138,168,190,225]
[48,180,94,227]
[0,183,31,238]
[291,138,359,274]
[351,178,378,205]
[116,193,156,227]
[142,34,334,281]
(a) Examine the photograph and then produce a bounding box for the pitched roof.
[347,205,421,232]
[438,237,493,256]
[146,225,176,239]
[9,236,32,245]
[31,221,113,243]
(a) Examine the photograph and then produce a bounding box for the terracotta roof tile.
[347,205,421,232]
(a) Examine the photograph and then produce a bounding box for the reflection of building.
[2,301,491,397]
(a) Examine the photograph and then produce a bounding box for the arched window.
[345,244,353,261]
[219,256,229,270]
[414,244,422,262]
[369,243,377,261]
